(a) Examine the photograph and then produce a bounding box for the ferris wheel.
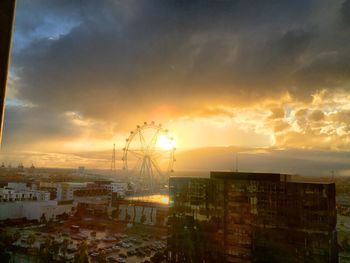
[122,121,176,190]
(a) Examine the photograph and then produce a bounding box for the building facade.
[0,187,50,202]
[0,200,74,221]
[103,182,129,197]
[168,172,337,263]
[112,197,168,226]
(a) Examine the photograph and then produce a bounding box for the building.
[7,182,27,191]
[77,166,85,175]
[0,200,74,221]
[103,182,129,197]
[38,184,57,200]
[56,182,87,201]
[0,187,50,202]
[0,184,73,221]
[115,199,168,226]
[168,171,337,263]
[112,196,168,226]
[73,187,109,197]
[76,199,109,216]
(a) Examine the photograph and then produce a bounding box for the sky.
[2,0,350,175]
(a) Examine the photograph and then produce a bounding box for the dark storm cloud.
[6,0,350,148]
[12,1,313,109]
[294,51,350,89]
[341,0,350,29]
[176,147,350,176]
[2,105,81,150]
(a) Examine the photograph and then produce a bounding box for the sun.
[157,135,176,150]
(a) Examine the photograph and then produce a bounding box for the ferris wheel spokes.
[150,158,163,177]
[151,151,174,164]
[138,129,147,152]
[122,122,175,192]
[127,149,145,158]
[147,127,161,152]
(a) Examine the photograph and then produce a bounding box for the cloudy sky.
[2,0,350,175]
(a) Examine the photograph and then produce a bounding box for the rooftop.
[170,171,335,185]
[211,171,335,185]
[211,171,281,181]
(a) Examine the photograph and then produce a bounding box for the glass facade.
[168,172,337,263]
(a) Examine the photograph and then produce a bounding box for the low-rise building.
[0,200,74,221]
[0,187,50,202]
[103,182,128,197]
[56,182,87,201]
[113,197,168,226]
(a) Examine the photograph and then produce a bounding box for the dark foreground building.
[167,172,337,263]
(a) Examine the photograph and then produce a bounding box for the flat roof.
[170,171,335,185]
[210,171,281,181]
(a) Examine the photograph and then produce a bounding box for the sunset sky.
[2,0,350,175]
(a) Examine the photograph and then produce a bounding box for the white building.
[0,182,74,221]
[0,187,50,202]
[0,200,74,221]
[7,182,28,191]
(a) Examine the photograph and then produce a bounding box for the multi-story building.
[103,182,129,197]
[0,185,73,221]
[0,187,50,202]
[74,187,109,197]
[56,182,86,201]
[168,172,337,263]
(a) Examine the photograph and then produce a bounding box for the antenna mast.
[232,152,239,172]
[111,143,116,175]
[235,152,238,172]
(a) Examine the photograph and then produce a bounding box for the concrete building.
[0,199,74,221]
[168,171,337,263]
[56,182,86,201]
[76,199,109,217]
[103,182,128,197]
[0,187,50,202]
[7,182,27,191]
[113,198,168,226]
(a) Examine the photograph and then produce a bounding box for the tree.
[13,230,21,242]
[60,238,69,259]
[39,236,53,263]
[74,241,89,263]
[125,213,131,222]
[0,231,11,263]
[95,250,107,263]
[27,233,36,248]
[140,214,146,224]
[111,209,118,219]
[342,237,350,251]
[40,213,47,224]
[60,212,69,220]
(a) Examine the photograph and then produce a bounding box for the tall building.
[168,172,337,263]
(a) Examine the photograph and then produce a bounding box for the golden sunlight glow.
[157,135,176,150]
[126,194,169,204]
[161,196,169,204]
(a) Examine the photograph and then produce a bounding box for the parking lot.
[2,218,167,263]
